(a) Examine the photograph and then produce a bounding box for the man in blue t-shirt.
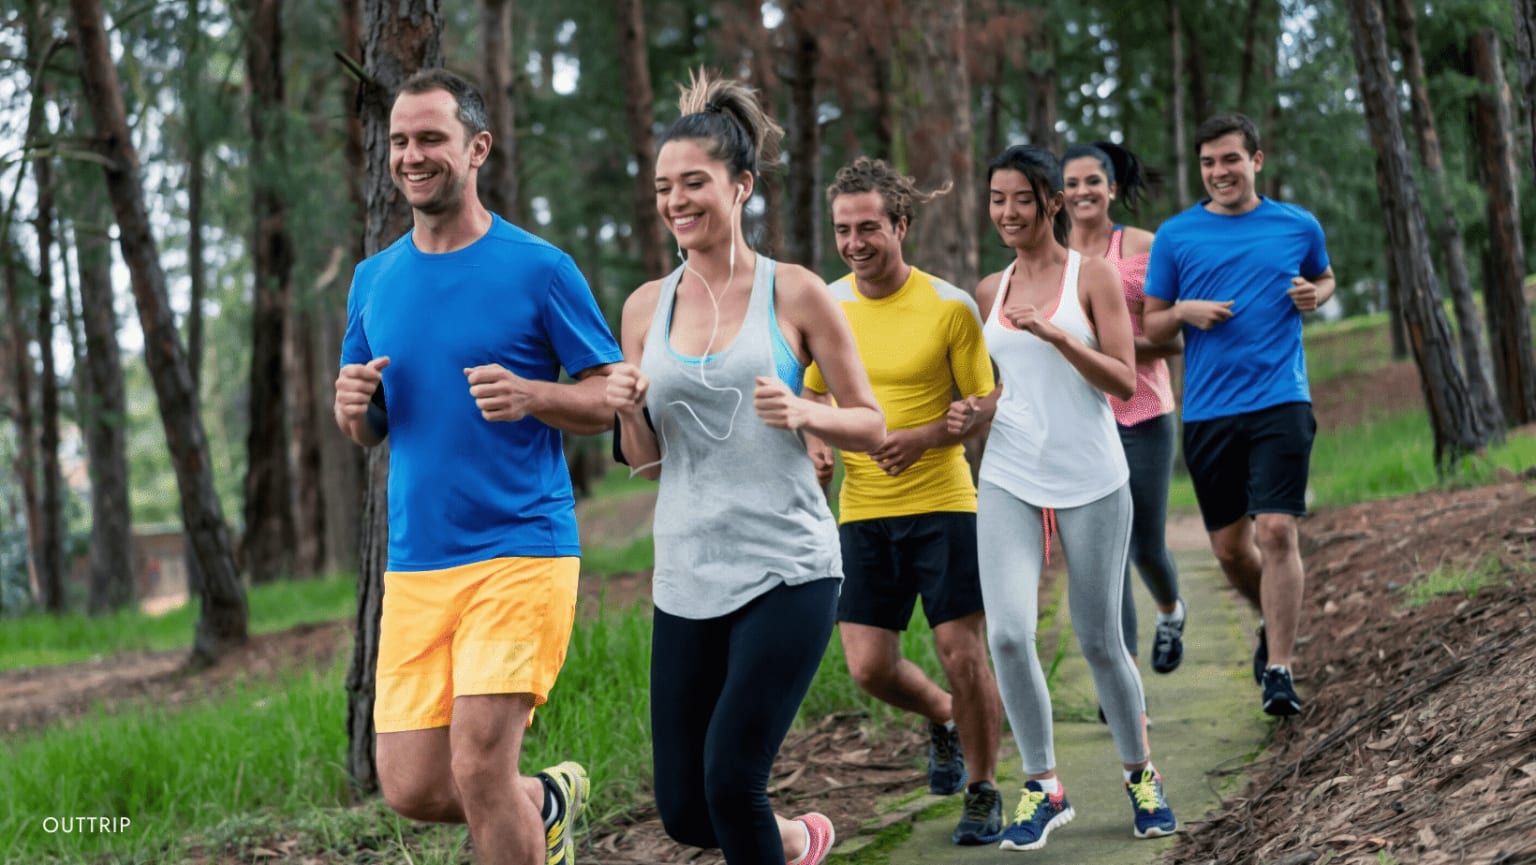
[1142,113,1335,719]
[334,69,620,865]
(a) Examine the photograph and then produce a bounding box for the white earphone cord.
[629,184,747,477]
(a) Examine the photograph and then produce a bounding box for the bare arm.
[605,282,663,480]
[334,357,390,448]
[1004,258,1136,400]
[755,266,884,452]
[1287,265,1336,312]
[466,363,618,435]
[800,389,837,487]
[1134,331,1184,363]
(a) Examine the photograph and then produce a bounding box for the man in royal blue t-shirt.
[1142,113,1335,719]
[334,69,620,865]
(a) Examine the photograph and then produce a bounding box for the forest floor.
[5,355,1536,864]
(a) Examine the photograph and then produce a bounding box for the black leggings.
[651,579,839,864]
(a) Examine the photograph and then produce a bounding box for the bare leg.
[933,612,1000,784]
[1254,513,1304,670]
[840,623,952,723]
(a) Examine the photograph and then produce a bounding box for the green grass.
[579,533,655,577]
[1402,554,1507,608]
[0,572,358,671]
[2,595,941,864]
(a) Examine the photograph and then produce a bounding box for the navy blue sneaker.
[926,720,966,796]
[1253,622,1268,685]
[1125,767,1177,839]
[998,780,1074,851]
[1151,602,1186,674]
[951,781,1003,845]
[1261,666,1303,716]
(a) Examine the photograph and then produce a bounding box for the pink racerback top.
[1105,227,1176,426]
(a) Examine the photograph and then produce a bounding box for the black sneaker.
[1151,603,1186,674]
[951,780,1003,845]
[1261,666,1303,716]
[1253,622,1268,685]
[927,720,966,795]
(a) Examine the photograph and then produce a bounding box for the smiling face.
[389,89,489,217]
[831,190,907,288]
[989,168,1061,250]
[1063,156,1115,225]
[654,138,746,252]
[1199,131,1264,215]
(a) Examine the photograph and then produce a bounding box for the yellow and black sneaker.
[537,761,589,865]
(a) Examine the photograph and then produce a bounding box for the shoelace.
[1013,787,1049,823]
[1128,773,1163,812]
[963,787,999,822]
[1154,620,1180,650]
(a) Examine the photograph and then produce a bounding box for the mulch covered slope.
[1169,476,1536,865]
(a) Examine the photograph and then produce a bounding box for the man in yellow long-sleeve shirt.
[804,157,1003,846]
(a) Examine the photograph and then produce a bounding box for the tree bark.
[1239,0,1263,113]
[785,0,821,272]
[480,0,520,224]
[69,0,248,664]
[1392,0,1502,426]
[1168,0,1191,210]
[1513,0,1536,177]
[1345,0,1501,469]
[347,0,443,795]
[1470,28,1536,426]
[899,0,977,292]
[75,191,133,614]
[1023,13,1059,154]
[2,242,41,607]
[25,1,66,614]
[243,0,297,584]
[744,5,784,257]
[614,0,669,278]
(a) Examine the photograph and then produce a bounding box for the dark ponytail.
[1061,140,1158,212]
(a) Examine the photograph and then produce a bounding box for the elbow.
[854,408,887,452]
[1111,371,1137,402]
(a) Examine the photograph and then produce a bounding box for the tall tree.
[614,0,669,278]
[1345,0,1501,469]
[1470,27,1536,426]
[69,0,249,665]
[1514,0,1536,176]
[1,239,41,608]
[1392,0,1501,427]
[480,0,521,223]
[784,0,821,272]
[346,0,443,794]
[243,0,297,583]
[25,0,66,614]
[1168,0,1192,210]
[899,0,977,291]
[73,188,133,613]
[1022,10,1059,154]
[742,3,785,256]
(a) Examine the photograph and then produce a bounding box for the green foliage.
[0,571,357,671]
[1402,553,1506,607]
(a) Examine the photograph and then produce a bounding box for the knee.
[846,651,895,695]
[448,744,510,806]
[657,796,715,849]
[935,623,988,683]
[380,770,457,823]
[1254,516,1298,555]
[987,626,1037,666]
[702,760,761,822]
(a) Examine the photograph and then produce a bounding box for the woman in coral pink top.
[1063,142,1187,678]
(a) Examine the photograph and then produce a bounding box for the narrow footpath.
[838,522,1273,864]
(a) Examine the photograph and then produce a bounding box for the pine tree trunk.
[1168,0,1191,210]
[1,244,41,607]
[70,0,247,663]
[785,0,821,272]
[75,192,134,614]
[1023,15,1059,154]
[744,5,784,257]
[286,300,327,577]
[346,0,442,795]
[1392,0,1502,426]
[899,0,976,292]
[244,0,296,584]
[1470,28,1536,426]
[480,0,520,224]
[1512,0,1536,177]
[1345,0,1501,469]
[614,0,669,278]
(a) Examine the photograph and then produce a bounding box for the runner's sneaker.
[926,720,966,795]
[1125,767,1178,838]
[788,812,835,865]
[951,781,1004,845]
[997,780,1074,851]
[1253,622,1268,685]
[1261,665,1303,716]
[1151,602,1186,673]
[537,761,589,865]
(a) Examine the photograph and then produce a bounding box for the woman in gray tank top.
[605,70,883,865]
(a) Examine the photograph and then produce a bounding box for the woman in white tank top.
[946,144,1179,851]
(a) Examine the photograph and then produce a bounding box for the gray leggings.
[1117,413,1182,654]
[977,481,1148,773]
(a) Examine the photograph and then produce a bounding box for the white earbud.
[734,183,745,204]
